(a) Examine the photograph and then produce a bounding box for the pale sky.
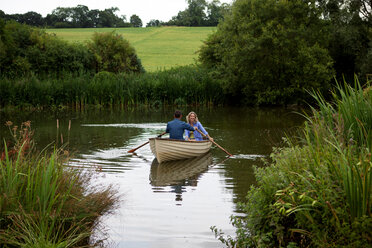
[0,0,232,26]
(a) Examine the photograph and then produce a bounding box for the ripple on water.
[231,154,266,160]
[81,123,166,129]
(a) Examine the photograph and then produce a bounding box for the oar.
[196,129,232,156]
[128,132,167,153]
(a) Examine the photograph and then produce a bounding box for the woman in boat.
[185,111,213,141]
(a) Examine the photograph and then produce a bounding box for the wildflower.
[23,121,31,127]
[5,121,13,126]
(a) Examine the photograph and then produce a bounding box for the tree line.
[0,5,143,28]
[0,0,229,28]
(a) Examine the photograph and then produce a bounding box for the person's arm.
[198,122,208,136]
[185,129,190,140]
[166,123,170,133]
[184,122,195,131]
[198,122,213,140]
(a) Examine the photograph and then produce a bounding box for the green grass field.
[45,27,215,72]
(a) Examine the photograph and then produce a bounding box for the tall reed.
[305,79,371,219]
[0,122,118,247]
[0,66,224,108]
[212,78,371,247]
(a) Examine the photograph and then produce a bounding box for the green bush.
[0,20,94,77]
[87,31,144,74]
[213,79,372,247]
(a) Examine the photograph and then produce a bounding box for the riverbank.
[213,80,372,247]
[0,122,119,246]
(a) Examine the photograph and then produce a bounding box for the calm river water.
[0,107,304,248]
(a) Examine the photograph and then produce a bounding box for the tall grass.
[0,66,224,109]
[305,79,372,219]
[213,78,372,247]
[0,122,118,247]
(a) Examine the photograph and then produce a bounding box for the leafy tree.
[146,19,161,27]
[87,32,144,73]
[206,0,230,26]
[18,11,44,26]
[0,20,93,77]
[187,0,207,26]
[130,14,143,27]
[71,5,90,27]
[316,0,372,81]
[87,9,100,28]
[199,0,334,105]
[166,0,228,26]
[0,10,6,19]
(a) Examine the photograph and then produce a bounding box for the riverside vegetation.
[0,121,119,247]
[212,80,372,247]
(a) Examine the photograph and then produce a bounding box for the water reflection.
[150,152,213,187]
[0,107,305,248]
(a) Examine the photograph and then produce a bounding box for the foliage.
[0,66,223,108]
[87,31,144,73]
[0,20,94,77]
[130,14,143,28]
[199,0,334,106]
[213,79,372,247]
[146,19,161,27]
[2,5,132,28]
[0,21,144,77]
[0,122,118,247]
[316,0,372,81]
[165,0,230,26]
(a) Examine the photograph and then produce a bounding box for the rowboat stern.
[149,138,211,163]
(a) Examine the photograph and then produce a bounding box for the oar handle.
[128,132,167,153]
[196,129,232,156]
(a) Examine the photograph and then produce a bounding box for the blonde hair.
[186,111,199,124]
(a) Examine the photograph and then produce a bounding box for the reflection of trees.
[193,107,305,207]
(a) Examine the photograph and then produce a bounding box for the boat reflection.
[149,152,213,187]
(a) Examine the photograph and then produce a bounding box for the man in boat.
[166,110,197,140]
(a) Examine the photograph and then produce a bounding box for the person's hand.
[208,136,214,141]
[194,126,198,130]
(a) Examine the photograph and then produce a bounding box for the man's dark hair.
[174,110,182,118]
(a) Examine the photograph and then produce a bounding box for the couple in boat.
[166,110,213,141]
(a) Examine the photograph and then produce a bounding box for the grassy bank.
[0,66,224,109]
[46,27,216,72]
[213,80,372,247]
[0,122,118,247]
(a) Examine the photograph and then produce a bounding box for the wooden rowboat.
[149,138,212,163]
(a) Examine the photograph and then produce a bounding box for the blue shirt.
[185,121,208,141]
[166,118,195,140]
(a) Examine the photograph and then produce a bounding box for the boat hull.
[149,138,212,163]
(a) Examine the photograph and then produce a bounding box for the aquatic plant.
[0,66,224,108]
[212,78,372,247]
[0,122,119,247]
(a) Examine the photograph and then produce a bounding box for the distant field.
[45,27,215,72]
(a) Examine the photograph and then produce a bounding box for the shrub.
[213,78,372,247]
[87,31,144,74]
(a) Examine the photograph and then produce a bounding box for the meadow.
[45,27,216,72]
